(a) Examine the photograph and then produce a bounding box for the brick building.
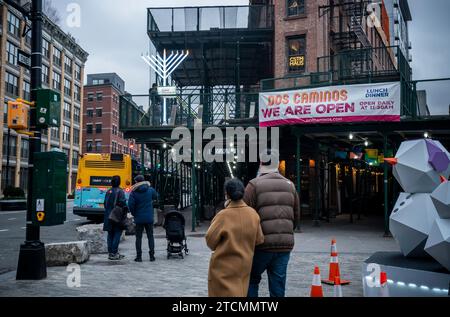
[251,0,410,81]
[0,1,88,195]
[83,73,140,159]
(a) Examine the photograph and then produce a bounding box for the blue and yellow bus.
[73,153,136,221]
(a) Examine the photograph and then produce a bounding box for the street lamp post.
[16,0,46,280]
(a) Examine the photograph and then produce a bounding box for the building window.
[112,141,117,153]
[118,144,122,153]
[41,143,47,152]
[64,102,71,120]
[87,109,94,117]
[51,127,59,140]
[95,124,102,134]
[64,56,72,74]
[63,125,70,142]
[95,141,102,152]
[287,36,306,73]
[86,141,93,152]
[6,41,18,65]
[74,107,80,123]
[112,125,118,136]
[72,151,79,166]
[42,39,50,59]
[96,108,103,117]
[7,11,20,37]
[87,93,94,102]
[75,64,82,81]
[86,124,93,134]
[5,72,19,96]
[53,47,62,66]
[96,92,103,101]
[4,102,8,127]
[64,79,72,96]
[53,71,61,90]
[42,64,50,84]
[73,128,80,145]
[75,85,81,101]
[25,26,32,46]
[63,148,70,158]
[287,0,305,17]
[21,139,29,159]
[23,81,31,101]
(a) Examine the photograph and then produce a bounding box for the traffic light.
[7,101,29,130]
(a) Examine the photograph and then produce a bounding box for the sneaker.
[118,254,125,260]
[109,253,121,261]
[150,254,155,262]
[134,257,142,262]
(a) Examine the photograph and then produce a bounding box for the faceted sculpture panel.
[424,218,450,271]
[390,193,439,257]
[392,139,450,193]
[430,181,450,219]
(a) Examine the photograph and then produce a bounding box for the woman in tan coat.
[206,178,264,297]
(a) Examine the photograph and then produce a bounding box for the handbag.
[108,189,126,226]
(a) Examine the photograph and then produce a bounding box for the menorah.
[142,49,189,125]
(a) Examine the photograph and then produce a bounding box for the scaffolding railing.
[147,5,274,34]
[120,91,259,130]
[120,78,450,131]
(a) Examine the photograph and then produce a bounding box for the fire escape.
[320,0,374,79]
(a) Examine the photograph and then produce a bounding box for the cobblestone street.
[0,215,399,297]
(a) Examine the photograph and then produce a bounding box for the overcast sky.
[52,0,450,114]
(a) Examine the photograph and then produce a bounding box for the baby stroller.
[163,210,189,259]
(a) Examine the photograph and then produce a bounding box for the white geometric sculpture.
[430,181,450,219]
[424,218,450,271]
[389,139,450,193]
[390,193,439,257]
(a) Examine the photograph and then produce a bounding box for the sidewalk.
[0,213,398,297]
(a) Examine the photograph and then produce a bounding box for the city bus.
[73,153,136,221]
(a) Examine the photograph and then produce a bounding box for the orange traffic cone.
[310,266,324,297]
[334,276,343,297]
[322,239,350,285]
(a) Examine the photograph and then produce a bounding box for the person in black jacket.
[128,175,159,262]
[104,175,127,260]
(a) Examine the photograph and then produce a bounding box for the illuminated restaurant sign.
[259,82,401,127]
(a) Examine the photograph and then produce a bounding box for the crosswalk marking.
[0,229,9,232]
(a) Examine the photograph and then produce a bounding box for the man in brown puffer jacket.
[244,155,300,297]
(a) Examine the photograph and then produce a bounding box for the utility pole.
[16,0,45,280]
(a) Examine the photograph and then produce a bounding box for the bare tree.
[43,0,61,25]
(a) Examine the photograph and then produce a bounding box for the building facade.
[83,73,140,159]
[384,0,412,62]
[0,2,88,195]
[269,0,399,79]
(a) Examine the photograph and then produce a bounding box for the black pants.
[135,223,155,256]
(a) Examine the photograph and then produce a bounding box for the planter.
[0,199,27,211]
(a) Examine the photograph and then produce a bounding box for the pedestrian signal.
[37,212,45,222]
[7,101,29,130]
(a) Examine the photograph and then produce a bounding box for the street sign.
[158,86,177,96]
[18,49,31,69]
